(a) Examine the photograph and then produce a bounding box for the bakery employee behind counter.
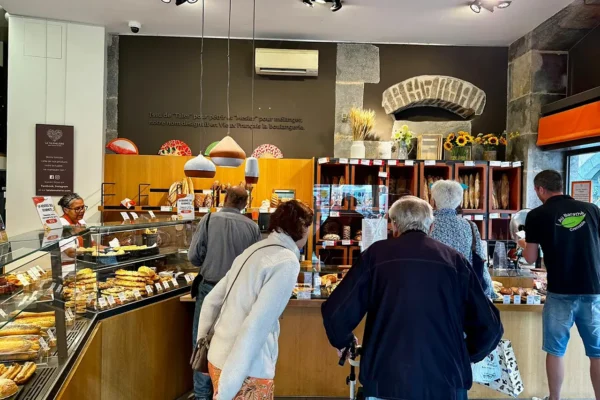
[57,193,91,262]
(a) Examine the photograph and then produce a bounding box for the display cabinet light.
[470,1,482,13]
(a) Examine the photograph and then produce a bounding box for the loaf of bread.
[14,361,36,384]
[115,269,142,277]
[0,338,31,354]
[468,175,475,209]
[501,174,510,209]
[114,275,146,283]
[0,324,41,337]
[114,280,146,288]
[499,287,513,295]
[15,311,54,320]
[17,317,55,329]
[0,378,18,397]
[0,363,22,380]
[474,173,480,209]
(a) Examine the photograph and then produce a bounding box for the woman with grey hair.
[58,193,87,227]
[430,180,495,298]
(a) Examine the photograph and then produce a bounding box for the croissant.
[501,174,510,209]
[474,173,480,209]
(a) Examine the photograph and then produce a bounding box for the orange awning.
[538,101,600,146]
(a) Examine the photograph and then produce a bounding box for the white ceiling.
[1,0,574,46]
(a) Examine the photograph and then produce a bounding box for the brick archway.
[382,75,486,119]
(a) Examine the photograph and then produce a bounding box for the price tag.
[148,210,156,219]
[160,206,173,212]
[130,212,139,220]
[146,285,154,295]
[107,295,116,307]
[424,160,436,166]
[47,329,55,341]
[513,295,521,304]
[373,160,383,166]
[324,240,335,247]
[162,281,171,291]
[463,215,473,220]
[120,212,131,221]
[118,292,127,303]
[49,282,56,291]
[405,160,414,166]
[318,157,329,164]
[489,161,501,167]
[155,283,163,293]
[171,278,179,288]
[87,293,95,304]
[27,270,39,281]
[297,291,311,300]
[512,161,521,167]
[98,297,108,308]
[388,160,397,166]
[133,289,142,300]
[39,337,50,352]
[55,284,63,294]
[350,159,359,165]
[378,171,388,178]
[535,281,543,290]
[184,274,193,284]
[464,161,475,167]
[36,266,46,275]
[17,274,30,287]
[65,308,75,320]
[360,159,371,166]
[501,162,511,168]
[474,215,484,221]
[503,295,511,304]
[534,295,541,305]
[338,158,348,164]
[198,207,209,213]
[19,295,30,307]
[342,240,352,246]
[526,295,535,305]
[0,309,7,318]
[330,211,340,217]
[489,213,500,219]
[31,290,39,300]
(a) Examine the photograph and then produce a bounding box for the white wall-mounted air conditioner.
[255,48,319,77]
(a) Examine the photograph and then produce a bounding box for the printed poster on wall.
[571,181,592,203]
[32,197,63,230]
[177,194,195,221]
[36,124,74,196]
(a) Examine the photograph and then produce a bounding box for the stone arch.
[382,75,486,120]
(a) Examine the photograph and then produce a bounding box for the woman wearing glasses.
[58,193,88,227]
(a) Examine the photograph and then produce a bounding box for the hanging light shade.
[209,136,246,167]
[244,157,259,184]
[184,154,216,178]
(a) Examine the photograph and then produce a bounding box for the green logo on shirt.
[557,212,586,231]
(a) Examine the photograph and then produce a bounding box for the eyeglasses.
[66,205,88,213]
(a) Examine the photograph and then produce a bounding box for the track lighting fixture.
[470,1,481,13]
[173,0,197,5]
[303,0,314,7]
[161,0,171,3]
[331,0,342,12]
[497,1,512,8]
[469,0,511,13]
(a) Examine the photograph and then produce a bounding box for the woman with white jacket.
[196,200,314,400]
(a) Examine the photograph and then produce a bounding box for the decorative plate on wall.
[252,144,283,159]
[158,140,192,156]
[106,138,139,155]
[204,141,220,156]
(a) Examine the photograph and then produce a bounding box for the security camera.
[128,21,142,34]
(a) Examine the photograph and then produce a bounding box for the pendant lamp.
[184,154,216,178]
[209,136,246,167]
[245,157,259,184]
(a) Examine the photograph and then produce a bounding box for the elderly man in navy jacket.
[322,196,503,400]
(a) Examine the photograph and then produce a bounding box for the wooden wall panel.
[103,155,314,209]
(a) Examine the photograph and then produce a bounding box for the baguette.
[114,280,146,288]
[0,365,6,376]
[0,338,30,354]
[474,173,480,209]
[0,324,41,337]
[468,174,475,209]
[501,174,510,209]
[17,317,55,329]
[1,363,22,380]
[15,312,54,320]
[463,179,469,209]
[14,361,36,385]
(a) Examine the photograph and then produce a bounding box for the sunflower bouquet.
[474,131,519,149]
[444,131,474,160]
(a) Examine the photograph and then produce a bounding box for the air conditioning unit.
[255,48,319,77]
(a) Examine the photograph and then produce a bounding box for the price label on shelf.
[388,160,397,166]
[0,309,7,318]
[512,161,522,167]
[341,240,352,246]
[27,270,39,281]
[49,282,56,291]
[148,211,156,219]
[503,295,511,304]
[513,295,521,305]
[378,171,388,178]
[373,160,384,166]
[31,291,39,300]
[171,278,179,288]
[318,157,329,164]
[118,292,127,303]
[47,329,55,341]
[18,295,30,307]
[162,281,171,291]
[501,162,511,168]
[155,283,163,293]
[474,215,484,221]
[198,207,209,213]
[65,308,75,320]
[464,161,475,167]
[39,337,50,352]
[146,285,154,295]
[526,295,535,305]
[184,274,193,284]
[404,160,414,166]
[360,159,371,166]
[97,297,107,309]
[120,212,131,221]
[106,295,116,307]
[130,212,139,220]
[462,215,473,220]
[87,294,95,304]
[424,160,436,166]
[350,159,359,165]
[133,290,142,300]
[330,211,340,217]
[160,206,173,212]
[489,161,501,167]
[35,266,46,275]
[55,284,63,294]
[324,240,335,247]
[338,158,348,164]
[533,295,541,305]
[489,213,500,219]
[17,274,29,286]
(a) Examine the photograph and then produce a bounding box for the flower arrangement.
[392,125,414,151]
[443,131,474,160]
[474,131,519,150]
[349,107,376,141]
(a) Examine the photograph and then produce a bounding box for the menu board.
[36,124,74,196]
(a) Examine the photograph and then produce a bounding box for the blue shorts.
[543,292,600,358]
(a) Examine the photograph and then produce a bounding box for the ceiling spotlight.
[303,0,314,7]
[161,0,171,3]
[470,1,482,13]
[314,0,326,3]
[175,0,186,5]
[187,0,198,3]
[331,0,342,11]
[497,1,512,8]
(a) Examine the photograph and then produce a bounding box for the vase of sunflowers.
[444,131,473,161]
[474,132,513,161]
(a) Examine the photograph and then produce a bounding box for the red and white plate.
[106,138,139,155]
[158,140,192,156]
[252,144,283,159]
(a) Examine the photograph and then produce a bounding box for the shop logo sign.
[557,212,586,231]
[47,129,63,142]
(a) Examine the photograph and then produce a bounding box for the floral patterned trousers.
[208,362,275,400]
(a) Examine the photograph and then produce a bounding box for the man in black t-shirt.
[519,170,600,400]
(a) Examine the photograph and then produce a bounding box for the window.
[567,149,600,205]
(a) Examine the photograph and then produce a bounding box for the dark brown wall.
[569,25,600,96]
[364,45,508,135]
[118,36,336,157]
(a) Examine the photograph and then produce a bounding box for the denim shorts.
[543,292,600,358]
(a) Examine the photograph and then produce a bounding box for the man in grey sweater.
[188,186,261,400]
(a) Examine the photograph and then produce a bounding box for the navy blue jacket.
[322,231,503,400]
